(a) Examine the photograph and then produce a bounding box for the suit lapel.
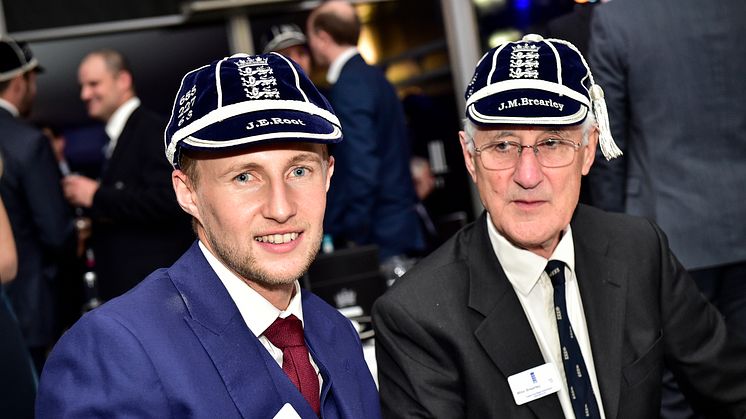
[168,243,316,418]
[103,107,139,178]
[302,292,364,419]
[468,214,564,418]
[572,207,628,419]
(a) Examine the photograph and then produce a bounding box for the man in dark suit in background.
[38,52,380,419]
[306,0,425,262]
[372,34,746,418]
[62,49,193,301]
[0,37,73,373]
[588,3,746,417]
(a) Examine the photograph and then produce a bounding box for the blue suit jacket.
[325,54,424,259]
[37,242,381,419]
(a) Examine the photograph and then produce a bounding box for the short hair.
[309,2,361,46]
[461,111,597,154]
[0,69,32,95]
[83,49,136,92]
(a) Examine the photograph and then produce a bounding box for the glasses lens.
[480,142,518,170]
[536,141,576,167]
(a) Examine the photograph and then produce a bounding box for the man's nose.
[263,181,296,223]
[512,146,543,189]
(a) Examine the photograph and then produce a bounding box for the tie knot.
[263,315,306,349]
[545,260,566,287]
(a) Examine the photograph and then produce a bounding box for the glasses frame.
[473,138,583,170]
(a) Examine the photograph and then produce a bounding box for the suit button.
[114,181,125,190]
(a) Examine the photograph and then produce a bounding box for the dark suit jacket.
[325,53,424,260]
[37,242,381,419]
[587,0,746,270]
[0,108,73,346]
[372,205,746,418]
[0,290,36,418]
[90,105,193,300]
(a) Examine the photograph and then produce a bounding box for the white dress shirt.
[326,47,360,85]
[0,97,20,117]
[104,97,140,158]
[486,216,606,419]
[198,241,323,390]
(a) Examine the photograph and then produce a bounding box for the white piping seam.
[467,104,587,125]
[487,43,509,86]
[165,100,341,164]
[465,79,591,108]
[545,40,562,86]
[272,52,310,103]
[216,58,225,107]
[184,126,342,149]
[162,63,210,154]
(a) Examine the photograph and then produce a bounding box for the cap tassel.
[590,84,622,160]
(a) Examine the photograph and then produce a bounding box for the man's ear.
[172,169,202,223]
[581,126,599,176]
[459,131,478,183]
[115,70,133,92]
[325,155,335,192]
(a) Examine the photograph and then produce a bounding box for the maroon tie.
[263,315,320,415]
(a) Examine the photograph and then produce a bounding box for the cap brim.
[180,108,342,154]
[467,89,588,126]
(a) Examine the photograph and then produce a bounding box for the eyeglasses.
[473,138,582,170]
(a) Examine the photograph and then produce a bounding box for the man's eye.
[235,173,252,183]
[492,142,515,152]
[291,167,309,177]
[541,139,562,149]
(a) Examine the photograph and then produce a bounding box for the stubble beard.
[204,224,321,289]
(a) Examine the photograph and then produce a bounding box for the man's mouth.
[254,232,300,244]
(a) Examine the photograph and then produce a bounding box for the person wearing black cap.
[261,23,312,75]
[62,49,193,301]
[37,53,381,419]
[0,36,73,374]
[372,34,746,418]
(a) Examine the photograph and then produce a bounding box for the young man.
[372,34,746,418]
[37,53,380,419]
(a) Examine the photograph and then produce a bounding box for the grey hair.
[461,110,598,154]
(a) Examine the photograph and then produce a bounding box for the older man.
[37,53,380,419]
[63,49,193,300]
[372,34,746,418]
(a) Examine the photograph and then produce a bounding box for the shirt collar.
[0,98,19,117]
[106,97,140,141]
[326,47,359,84]
[198,241,305,338]
[486,214,576,296]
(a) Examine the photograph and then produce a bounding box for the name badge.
[507,363,562,405]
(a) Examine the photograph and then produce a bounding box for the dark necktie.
[263,314,320,415]
[545,260,601,419]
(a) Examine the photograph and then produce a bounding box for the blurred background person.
[0,154,36,419]
[589,1,746,417]
[62,49,194,301]
[0,36,74,373]
[260,23,312,74]
[306,0,425,263]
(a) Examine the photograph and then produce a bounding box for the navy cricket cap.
[464,34,621,159]
[0,36,43,82]
[165,52,342,168]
